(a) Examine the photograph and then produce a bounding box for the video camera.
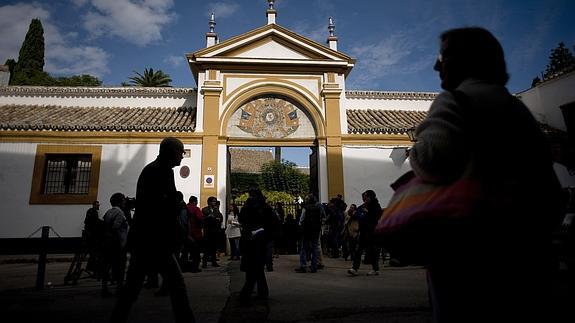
[125,197,136,210]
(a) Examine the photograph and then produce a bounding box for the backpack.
[303,204,322,234]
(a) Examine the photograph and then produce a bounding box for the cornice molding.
[0,130,203,144]
[0,86,197,97]
[342,134,411,146]
[345,90,438,101]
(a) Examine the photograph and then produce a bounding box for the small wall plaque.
[204,175,215,188]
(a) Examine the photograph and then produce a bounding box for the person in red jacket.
[185,196,204,273]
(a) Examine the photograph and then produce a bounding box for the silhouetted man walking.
[110,137,195,323]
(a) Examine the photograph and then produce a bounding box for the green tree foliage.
[11,18,45,85]
[260,160,309,195]
[235,190,295,207]
[230,173,262,194]
[128,68,172,87]
[543,42,575,79]
[51,74,102,86]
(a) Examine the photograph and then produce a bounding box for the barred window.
[30,145,102,204]
[43,154,92,194]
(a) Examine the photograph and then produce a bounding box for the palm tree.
[128,68,172,87]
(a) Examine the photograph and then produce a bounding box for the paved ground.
[0,254,430,322]
[1,254,573,322]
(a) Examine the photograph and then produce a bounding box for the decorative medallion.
[237,97,300,138]
[179,166,190,178]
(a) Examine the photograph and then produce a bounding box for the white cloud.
[0,3,110,78]
[0,4,51,63]
[82,0,176,46]
[163,55,184,68]
[291,21,326,44]
[207,2,240,19]
[289,0,336,44]
[348,32,432,88]
[46,45,110,78]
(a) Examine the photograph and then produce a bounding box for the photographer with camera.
[122,197,136,226]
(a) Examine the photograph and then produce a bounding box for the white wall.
[0,89,196,109]
[175,144,203,205]
[0,142,203,238]
[342,146,412,208]
[345,96,433,111]
[217,143,228,222]
[195,73,206,132]
[518,71,575,131]
[318,145,329,203]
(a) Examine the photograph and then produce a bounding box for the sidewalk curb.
[0,255,74,264]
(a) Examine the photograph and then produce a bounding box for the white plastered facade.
[1,11,572,239]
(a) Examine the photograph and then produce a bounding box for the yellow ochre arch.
[220,82,326,139]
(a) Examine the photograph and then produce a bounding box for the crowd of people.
[84,182,396,302]
[83,192,230,296]
[74,26,574,323]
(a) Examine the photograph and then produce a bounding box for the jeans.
[352,237,379,271]
[266,241,274,268]
[299,238,319,271]
[202,236,218,265]
[228,237,240,258]
[239,267,269,299]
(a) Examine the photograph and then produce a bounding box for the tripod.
[64,230,99,285]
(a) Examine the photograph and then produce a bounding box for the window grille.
[43,154,92,194]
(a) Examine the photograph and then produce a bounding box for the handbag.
[375,170,481,265]
[376,170,481,233]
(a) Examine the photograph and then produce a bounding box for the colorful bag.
[375,170,481,264]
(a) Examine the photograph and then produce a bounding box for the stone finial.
[267,0,277,24]
[209,13,216,33]
[327,17,338,51]
[206,13,218,47]
[328,17,335,37]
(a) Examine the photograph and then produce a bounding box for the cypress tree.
[12,18,48,85]
[543,42,575,79]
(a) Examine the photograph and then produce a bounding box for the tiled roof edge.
[0,86,197,97]
[0,125,197,132]
[345,90,438,101]
[346,109,427,135]
[0,105,196,132]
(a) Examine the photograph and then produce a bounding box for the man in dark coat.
[238,188,276,304]
[110,137,195,323]
[84,200,104,275]
[348,190,382,276]
[295,194,324,273]
[201,196,223,267]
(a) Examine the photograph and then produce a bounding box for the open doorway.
[227,146,315,206]
[226,146,317,254]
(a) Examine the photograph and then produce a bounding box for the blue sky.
[1,0,574,165]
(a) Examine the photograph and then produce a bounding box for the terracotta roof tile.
[347,108,564,139]
[347,109,427,134]
[229,148,273,173]
[0,105,196,132]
